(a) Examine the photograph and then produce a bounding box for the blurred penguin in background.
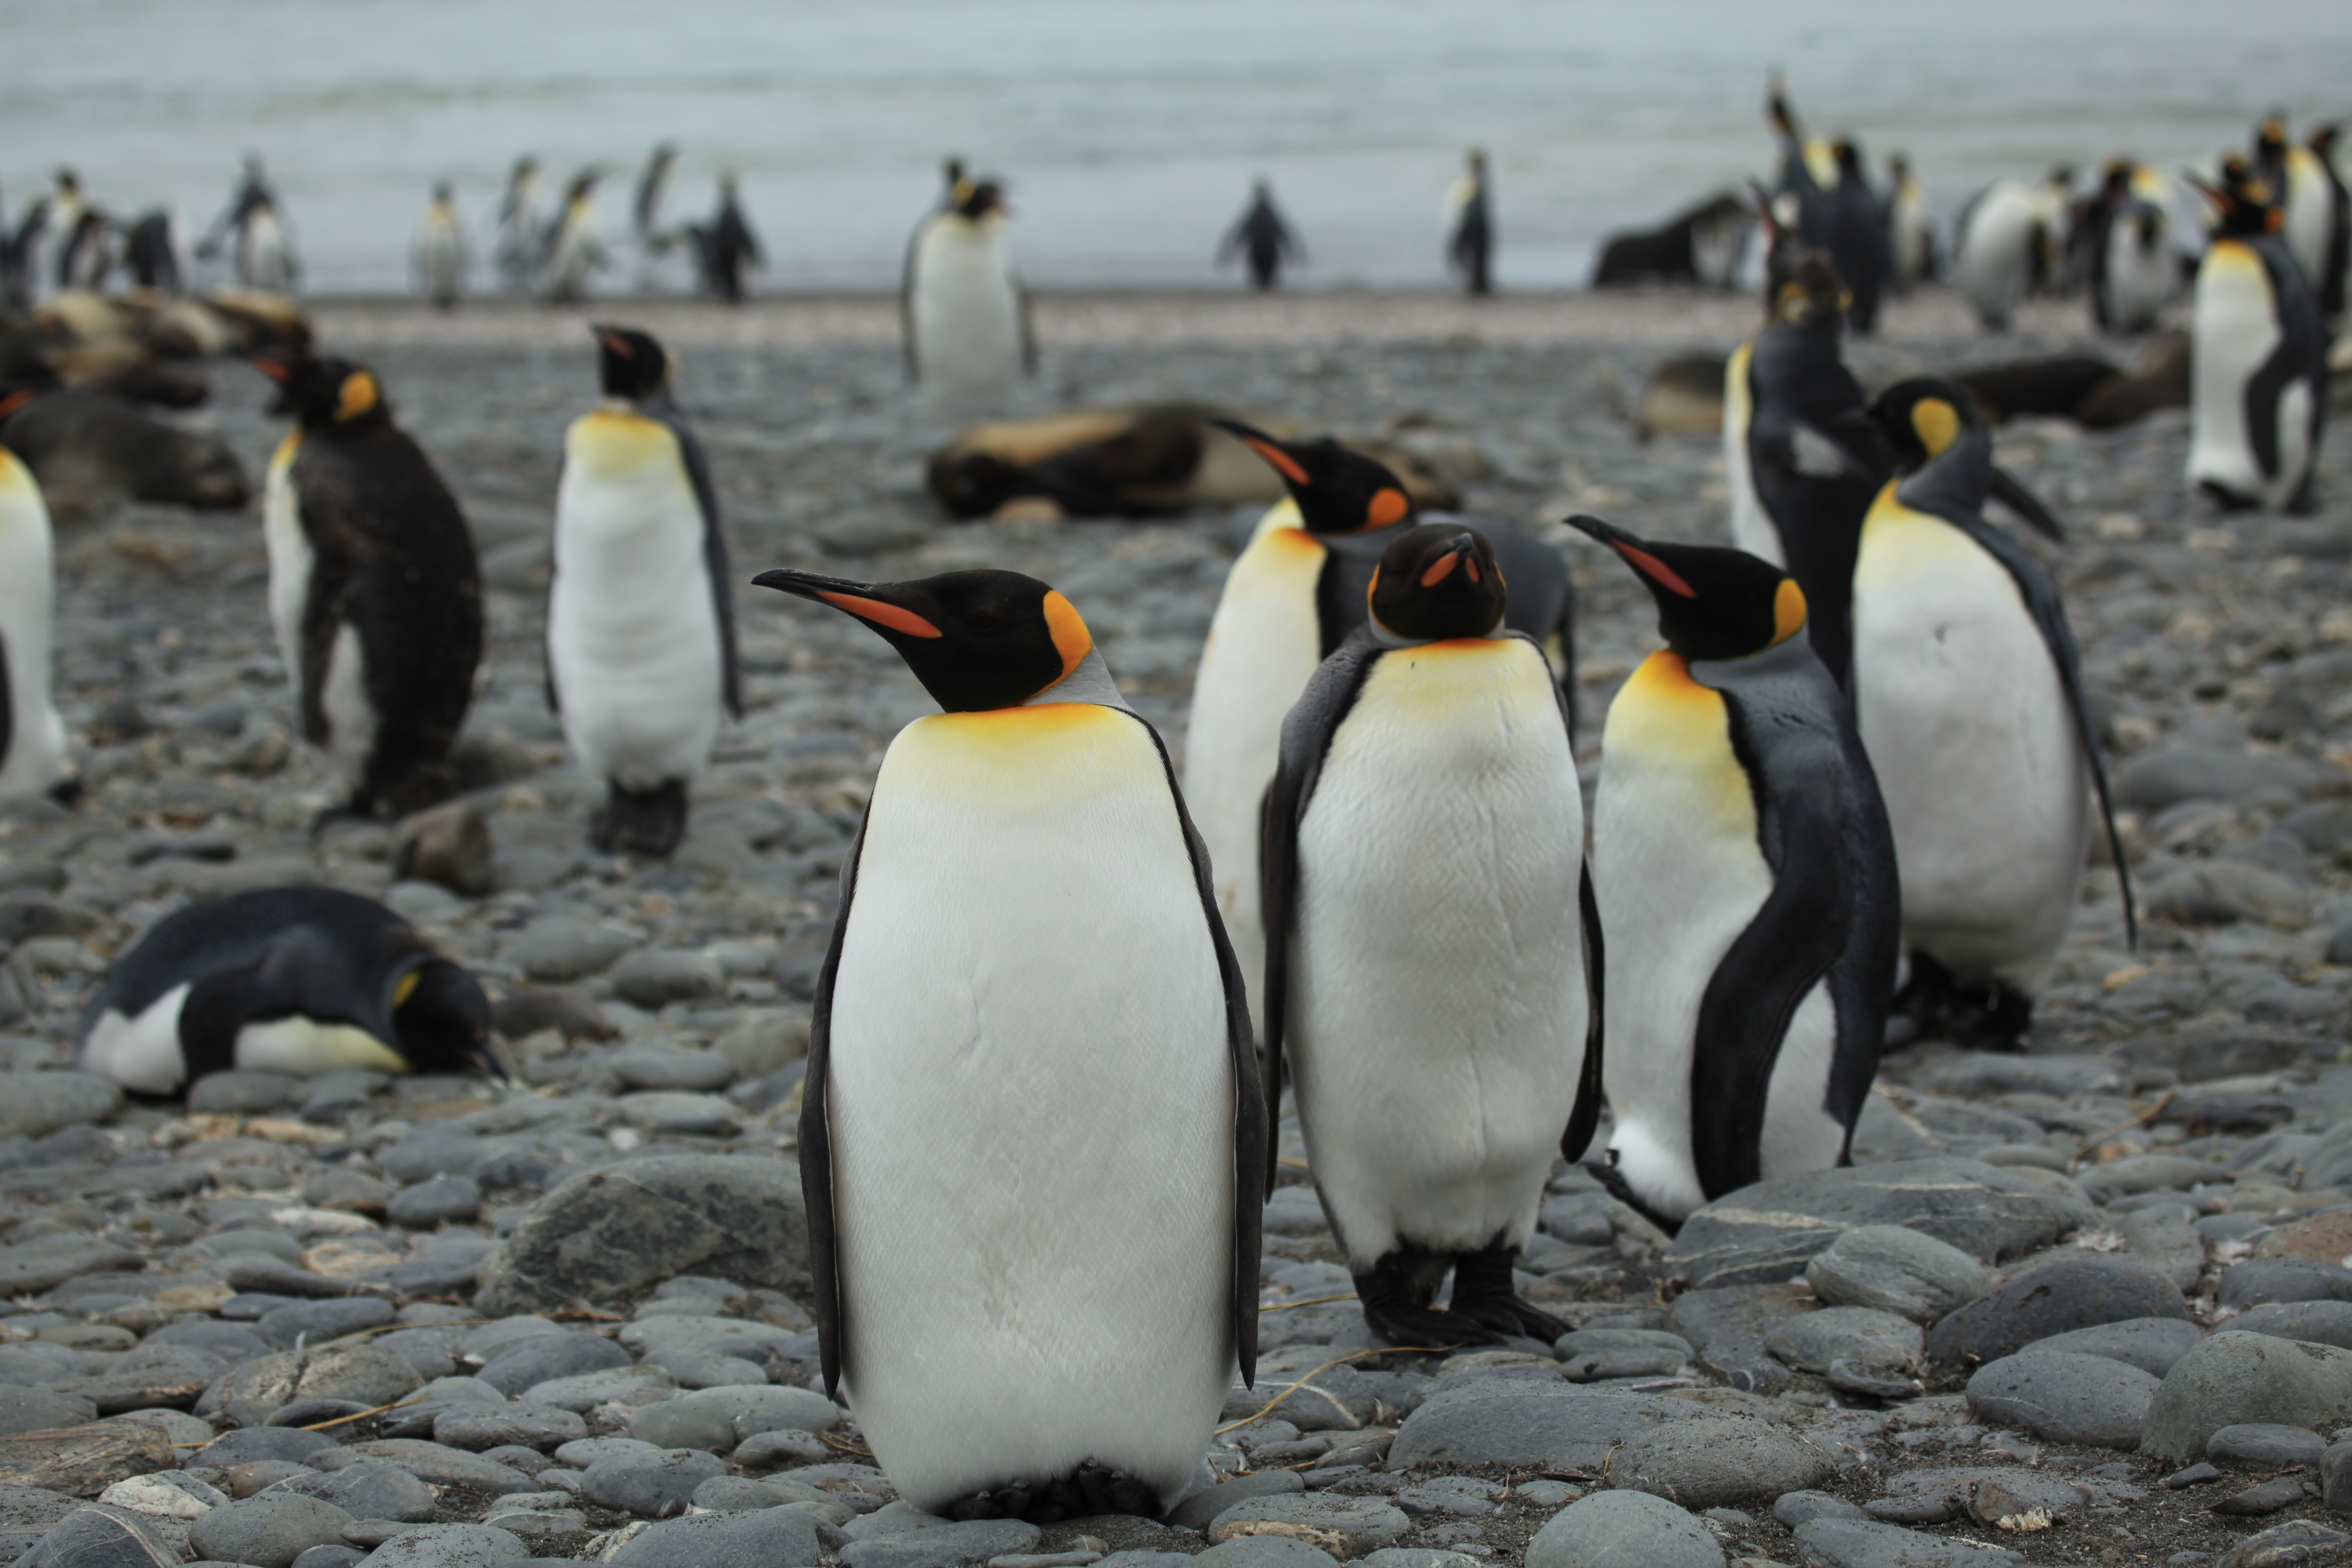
[55,209,113,293]
[1447,148,1493,295]
[121,211,182,294]
[1951,169,2073,332]
[693,174,762,304]
[495,157,544,294]
[1218,180,1302,291]
[199,156,297,293]
[1767,80,1887,332]
[2086,161,2175,334]
[541,172,606,304]
[46,170,85,292]
[3,191,48,309]
[904,175,1032,404]
[415,183,465,311]
[2308,124,2349,324]
[632,142,677,290]
[1886,155,1934,290]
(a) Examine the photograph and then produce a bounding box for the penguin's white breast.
[826,702,1233,1505]
[81,984,193,1096]
[1722,340,1778,563]
[0,452,64,798]
[2188,242,2284,498]
[262,434,313,694]
[911,217,1022,387]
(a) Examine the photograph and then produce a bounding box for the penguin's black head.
[959,181,1007,220]
[388,956,497,1077]
[1367,524,1506,643]
[2100,159,2133,199]
[55,168,77,196]
[1889,154,1911,181]
[1566,514,1804,663]
[2313,124,2340,157]
[593,324,671,400]
[943,156,965,188]
[2194,157,2284,237]
[1767,245,1846,328]
[754,566,1099,713]
[253,354,389,428]
[1833,138,1863,177]
[514,156,537,178]
[2257,114,2289,160]
[1211,418,1416,536]
[1867,376,1980,471]
[431,181,453,204]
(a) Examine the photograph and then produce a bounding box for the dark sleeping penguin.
[1851,378,2134,1048]
[1571,516,1898,1225]
[1186,422,1576,1033]
[1261,524,1602,1343]
[76,887,493,1095]
[2185,160,2329,512]
[755,564,1261,1522]
[255,354,484,820]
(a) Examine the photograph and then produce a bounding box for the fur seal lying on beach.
[1592,193,1753,290]
[1953,332,2191,430]
[0,384,249,516]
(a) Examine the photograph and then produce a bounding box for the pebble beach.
[2,283,2352,1568]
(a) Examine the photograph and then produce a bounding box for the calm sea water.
[3,0,2347,296]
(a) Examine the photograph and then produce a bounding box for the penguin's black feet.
[944,1464,1159,1524]
[590,777,689,859]
[44,772,84,808]
[1446,1243,1570,1344]
[1890,954,2033,1052]
[1583,1159,1683,1238]
[1354,1250,1499,1350]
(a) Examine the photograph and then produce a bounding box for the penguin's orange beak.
[250,357,292,383]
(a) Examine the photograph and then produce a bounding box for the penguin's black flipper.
[2244,240,2328,491]
[0,631,13,765]
[1560,862,1607,1164]
[1140,722,1266,1388]
[654,409,742,717]
[899,222,924,382]
[1258,629,1386,1184]
[802,810,868,1401]
[1988,466,2067,542]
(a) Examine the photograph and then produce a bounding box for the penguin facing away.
[1852,378,2134,1049]
[1185,422,1577,1035]
[1261,522,1601,1344]
[254,353,484,820]
[495,157,543,293]
[753,564,1263,1522]
[76,887,494,1095]
[904,178,1032,401]
[549,325,741,858]
[0,441,68,803]
[2185,161,2328,512]
[1570,516,1897,1226]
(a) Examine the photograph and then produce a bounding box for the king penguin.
[1446,148,1493,295]
[1571,515,1898,1226]
[541,172,605,304]
[752,564,1262,1522]
[0,435,68,804]
[1185,423,1576,1033]
[2185,160,2328,512]
[549,325,741,857]
[1887,155,1934,291]
[415,183,464,310]
[1951,170,2072,332]
[904,178,1032,404]
[255,353,484,819]
[495,157,543,294]
[1261,523,1600,1343]
[1851,378,2134,1048]
[2091,162,2176,334]
[2306,124,2349,324]
[76,887,493,1095]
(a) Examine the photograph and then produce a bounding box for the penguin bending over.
[1951,172,2071,331]
[1571,516,1897,1226]
[76,887,493,1094]
[1186,422,1576,1033]
[755,565,1262,1522]
[1852,379,2134,1048]
[0,439,69,803]
[550,326,740,857]
[2186,162,2328,512]
[255,354,483,819]
[904,178,1032,403]
[1261,523,1601,1343]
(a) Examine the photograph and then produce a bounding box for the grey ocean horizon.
[3,0,2348,298]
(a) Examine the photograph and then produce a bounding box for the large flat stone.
[1608,1414,1836,1508]
[1388,1384,1707,1470]
[1925,1257,2187,1365]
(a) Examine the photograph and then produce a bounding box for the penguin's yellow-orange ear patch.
[335,372,379,422]
[819,591,942,639]
[392,970,421,1010]
[1242,436,1310,486]
[1910,397,1960,457]
[1770,578,1808,645]
[1368,487,1411,528]
[1042,590,1091,682]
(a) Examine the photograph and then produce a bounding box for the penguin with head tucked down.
[1261,522,1600,1343]
[1185,423,1576,1034]
[254,353,483,820]
[550,325,740,858]
[754,563,1261,1522]
[904,176,1032,402]
[2185,159,2328,512]
[0,431,69,804]
[1852,377,2133,1049]
[1571,516,1897,1226]
[76,887,494,1095]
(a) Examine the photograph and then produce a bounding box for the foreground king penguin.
[77,887,493,1093]
[1852,378,2134,1047]
[1187,423,1574,1029]
[256,354,484,819]
[0,427,68,803]
[754,564,1264,1521]
[1573,517,1897,1225]
[1261,523,1601,1342]
[550,325,741,856]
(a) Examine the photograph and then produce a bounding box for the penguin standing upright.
[1,196,46,310]
[2257,116,2337,302]
[1571,515,1897,1225]
[1951,171,2071,331]
[1217,180,1302,291]
[254,354,483,819]
[0,436,68,804]
[121,211,181,294]
[495,157,543,294]
[2186,160,2328,512]
[1261,524,1600,1344]
[199,157,295,293]
[1887,155,1934,290]
[549,326,740,857]
[904,178,1031,402]
[541,173,605,303]
[1826,139,1892,334]
[1851,378,2133,1047]
[2087,161,2177,334]
[1446,148,1492,295]
[76,887,493,1095]
[754,563,1262,1522]
[414,183,464,310]
[1186,423,1576,1032]
[2303,124,2348,324]
[696,175,761,304]
[46,171,85,293]
[632,142,677,274]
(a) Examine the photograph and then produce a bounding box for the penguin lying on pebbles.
[753,563,1263,1523]
[1571,516,1897,1226]
[76,887,494,1095]
[1261,522,1601,1344]
[549,325,740,858]
[255,353,483,821]
[1852,378,2133,1049]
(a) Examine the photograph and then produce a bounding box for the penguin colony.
[8,90,2342,1536]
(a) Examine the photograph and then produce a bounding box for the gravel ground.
[0,285,2349,1568]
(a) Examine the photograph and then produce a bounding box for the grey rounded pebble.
[476,1333,632,1396]
[388,1176,483,1229]
[258,1297,398,1349]
[1165,1472,1308,1532]
[610,1044,736,1093]
[187,1070,301,1115]
[1804,1224,1991,1325]
[1208,1493,1411,1557]
[2017,1316,2206,1377]
[2142,1331,2352,1462]
[1793,1516,2022,1566]
[2228,1301,2352,1351]
[580,1449,726,1516]
[1765,1306,1922,1374]
[433,1404,588,1453]
[194,1428,339,1467]
[1609,1414,1837,1508]
[611,950,725,1008]
[1189,1540,1338,1568]
[625,1385,842,1452]
[187,1493,355,1568]
[1926,1257,2187,1365]
[15,1506,181,1568]
[2219,1259,2352,1310]
[289,1550,365,1568]
[2209,1423,2327,1469]
[1524,1490,1723,1568]
[358,1523,531,1568]
[1966,1351,2161,1448]
[1773,1490,1866,1526]
[268,1461,438,1524]
[836,1518,1040,1568]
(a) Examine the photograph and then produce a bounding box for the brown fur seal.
[1952,331,2191,430]
[0,388,249,516]
[1634,353,1731,440]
